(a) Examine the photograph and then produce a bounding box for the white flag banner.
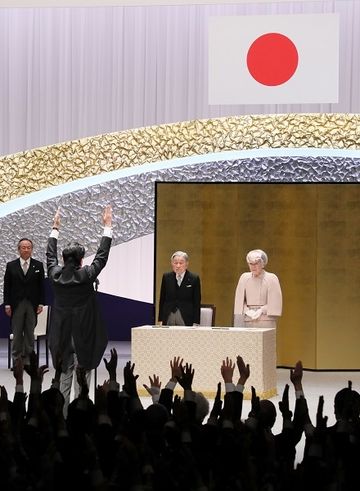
[208,13,339,105]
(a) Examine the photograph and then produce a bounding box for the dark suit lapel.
[16,258,25,279]
[27,258,36,278]
[171,272,178,290]
[19,257,35,279]
[182,270,189,285]
[179,270,189,289]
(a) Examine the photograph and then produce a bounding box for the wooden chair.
[200,304,216,327]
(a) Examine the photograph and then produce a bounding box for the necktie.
[177,274,182,286]
[23,261,28,275]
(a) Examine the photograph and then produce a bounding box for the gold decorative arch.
[1,113,360,203]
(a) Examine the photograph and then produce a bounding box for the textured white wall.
[83,233,154,303]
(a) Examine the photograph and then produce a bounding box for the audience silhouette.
[0,350,359,490]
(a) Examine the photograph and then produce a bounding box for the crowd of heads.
[1,351,360,490]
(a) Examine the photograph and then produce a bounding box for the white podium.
[131,325,277,399]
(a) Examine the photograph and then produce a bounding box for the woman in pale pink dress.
[234,249,282,328]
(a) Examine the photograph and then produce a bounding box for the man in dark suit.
[158,251,201,326]
[3,238,45,366]
[46,205,112,412]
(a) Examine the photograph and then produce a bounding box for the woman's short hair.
[62,241,85,266]
[246,249,268,267]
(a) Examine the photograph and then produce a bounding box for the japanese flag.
[208,13,339,105]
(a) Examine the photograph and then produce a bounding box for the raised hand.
[170,356,183,382]
[221,357,235,384]
[53,207,61,229]
[13,357,24,386]
[248,386,260,419]
[24,350,49,383]
[0,385,9,415]
[103,205,112,227]
[315,395,328,431]
[76,366,89,398]
[24,350,38,378]
[236,355,250,385]
[209,382,223,421]
[53,352,63,384]
[123,361,139,396]
[278,383,292,421]
[290,360,303,390]
[143,374,161,397]
[103,347,118,381]
[95,383,108,412]
[176,362,194,391]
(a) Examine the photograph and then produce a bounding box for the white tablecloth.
[131,325,277,399]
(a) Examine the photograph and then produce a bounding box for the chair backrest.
[34,306,50,337]
[200,304,216,327]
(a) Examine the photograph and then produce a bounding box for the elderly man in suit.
[3,238,45,367]
[158,251,201,327]
[46,205,112,412]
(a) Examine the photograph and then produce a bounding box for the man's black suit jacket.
[46,235,111,371]
[158,270,201,326]
[3,257,45,313]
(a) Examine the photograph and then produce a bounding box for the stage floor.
[1,338,359,465]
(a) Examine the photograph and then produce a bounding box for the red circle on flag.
[246,33,299,86]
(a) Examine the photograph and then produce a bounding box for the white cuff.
[165,380,177,390]
[50,229,59,239]
[152,393,160,403]
[103,226,112,238]
[225,382,235,393]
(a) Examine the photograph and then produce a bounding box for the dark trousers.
[11,298,36,364]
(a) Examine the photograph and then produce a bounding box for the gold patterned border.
[137,387,278,400]
[1,113,360,203]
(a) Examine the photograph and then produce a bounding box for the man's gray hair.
[171,251,189,262]
[246,249,268,267]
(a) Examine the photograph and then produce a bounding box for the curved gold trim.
[1,113,360,203]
